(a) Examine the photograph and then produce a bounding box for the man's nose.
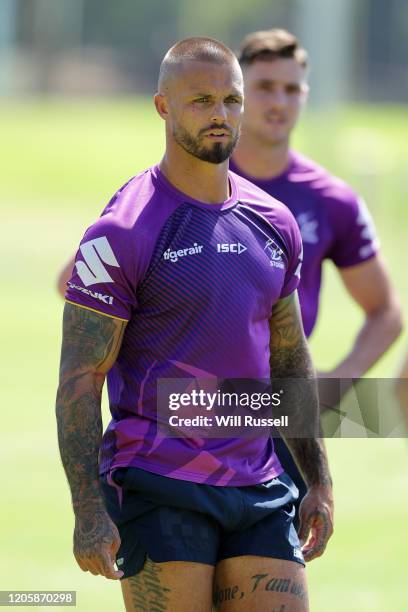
[269,88,287,109]
[210,101,228,123]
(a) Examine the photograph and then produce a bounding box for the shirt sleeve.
[279,210,303,298]
[327,194,380,268]
[65,215,137,321]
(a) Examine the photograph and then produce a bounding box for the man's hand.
[298,484,334,562]
[74,503,123,580]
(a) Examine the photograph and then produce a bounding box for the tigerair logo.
[163,243,204,263]
[67,281,114,305]
[217,243,247,254]
[264,239,284,269]
[76,236,120,287]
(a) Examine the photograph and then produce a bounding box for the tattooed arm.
[56,302,127,579]
[269,292,334,562]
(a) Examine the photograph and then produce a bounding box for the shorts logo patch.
[293,547,304,561]
[116,557,124,566]
[76,236,120,286]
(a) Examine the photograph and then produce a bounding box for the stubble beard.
[172,124,240,164]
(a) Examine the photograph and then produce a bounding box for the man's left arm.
[57,256,75,298]
[395,353,408,430]
[324,254,402,379]
[269,291,334,562]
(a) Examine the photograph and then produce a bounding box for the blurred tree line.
[3,0,407,101]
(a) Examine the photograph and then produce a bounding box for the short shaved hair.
[158,37,240,92]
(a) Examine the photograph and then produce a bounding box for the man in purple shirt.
[230,28,402,511]
[56,37,332,611]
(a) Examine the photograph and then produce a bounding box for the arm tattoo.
[270,293,332,487]
[56,304,126,511]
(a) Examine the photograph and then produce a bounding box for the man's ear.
[301,83,309,105]
[154,93,169,120]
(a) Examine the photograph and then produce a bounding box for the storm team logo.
[264,239,285,269]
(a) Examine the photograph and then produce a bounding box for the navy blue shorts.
[273,437,308,531]
[100,467,305,579]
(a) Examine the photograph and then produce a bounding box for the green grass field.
[2,99,408,611]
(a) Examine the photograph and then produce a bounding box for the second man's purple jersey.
[66,165,302,486]
[230,151,379,337]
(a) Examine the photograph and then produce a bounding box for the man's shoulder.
[231,170,297,224]
[101,166,155,218]
[90,165,176,238]
[231,170,301,256]
[289,151,360,209]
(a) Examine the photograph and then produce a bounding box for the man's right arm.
[56,302,127,579]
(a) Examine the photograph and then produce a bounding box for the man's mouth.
[264,114,287,125]
[204,129,231,139]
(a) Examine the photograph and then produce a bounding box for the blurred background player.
[229,28,402,513]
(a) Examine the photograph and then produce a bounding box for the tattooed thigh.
[214,557,308,612]
[121,557,214,612]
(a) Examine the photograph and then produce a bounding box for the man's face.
[162,60,244,164]
[242,58,308,146]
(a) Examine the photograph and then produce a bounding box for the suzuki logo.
[75,236,120,287]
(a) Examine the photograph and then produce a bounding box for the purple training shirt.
[65,164,302,486]
[230,151,379,337]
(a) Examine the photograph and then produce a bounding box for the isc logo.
[217,243,247,254]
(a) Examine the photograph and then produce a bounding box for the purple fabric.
[230,151,379,336]
[65,165,302,486]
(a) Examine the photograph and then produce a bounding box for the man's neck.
[233,132,291,180]
[160,144,230,204]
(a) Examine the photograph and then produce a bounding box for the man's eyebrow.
[254,78,275,85]
[189,90,243,99]
[190,91,213,97]
[254,78,301,87]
